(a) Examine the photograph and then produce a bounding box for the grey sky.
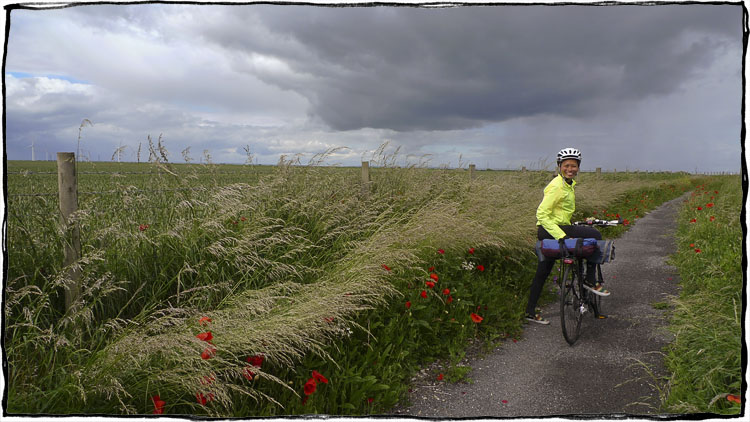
[3,2,744,172]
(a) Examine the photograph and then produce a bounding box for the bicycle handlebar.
[573,218,622,227]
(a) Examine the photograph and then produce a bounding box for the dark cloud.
[3,3,741,172]
[195,4,741,132]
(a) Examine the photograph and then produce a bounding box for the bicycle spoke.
[560,263,582,345]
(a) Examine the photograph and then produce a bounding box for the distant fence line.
[8,161,739,199]
[8,186,211,198]
[7,170,261,175]
[9,161,739,177]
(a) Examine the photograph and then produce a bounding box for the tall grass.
[5,145,700,416]
[660,176,742,414]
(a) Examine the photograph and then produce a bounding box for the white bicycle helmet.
[556,147,582,166]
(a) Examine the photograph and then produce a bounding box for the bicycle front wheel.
[560,262,583,345]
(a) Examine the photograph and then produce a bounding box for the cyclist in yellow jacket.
[525,148,609,325]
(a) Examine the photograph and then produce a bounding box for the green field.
[4,154,738,416]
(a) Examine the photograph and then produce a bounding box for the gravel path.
[391,195,686,418]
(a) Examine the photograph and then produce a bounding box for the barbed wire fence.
[8,152,443,311]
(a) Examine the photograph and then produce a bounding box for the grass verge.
[659,176,742,415]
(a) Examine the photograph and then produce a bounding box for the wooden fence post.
[521,166,527,173]
[469,164,476,180]
[361,161,371,195]
[57,152,81,311]
[596,167,601,177]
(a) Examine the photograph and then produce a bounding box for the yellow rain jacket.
[536,174,576,240]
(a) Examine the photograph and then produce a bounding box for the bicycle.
[557,218,621,345]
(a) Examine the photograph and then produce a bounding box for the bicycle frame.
[558,253,604,345]
[545,219,620,345]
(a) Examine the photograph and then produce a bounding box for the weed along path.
[392,195,687,418]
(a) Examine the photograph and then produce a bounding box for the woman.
[525,147,609,325]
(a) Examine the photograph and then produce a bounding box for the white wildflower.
[461,261,476,271]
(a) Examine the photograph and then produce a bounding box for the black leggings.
[525,225,602,316]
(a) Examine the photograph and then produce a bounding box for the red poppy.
[690,243,695,247]
[243,366,255,381]
[367,398,374,404]
[727,394,741,404]
[695,249,701,253]
[312,370,328,384]
[428,266,435,272]
[425,281,435,289]
[196,332,213,342]
[623,219,630,225]
[714,190,719,194]
[233,221,238,225]
[139,224,149,232]
[151,395,166,414]
[437,249,445,254]
[442,288,450,295]
[406,301,412,309]
[710,216,716,222]
[447,296,453,304]
[304,378,317,395]
[246,355,264,368]
[470,313,483,323]
[382,264,391,271]
[201,346,216,360]
[502,400,508,404]
[706,203,714,208]
[437,373,444,381]
[468,248,475,254]
[200,374,216,385]
[477,265,485,272]
[690,218,697,223]
[324,316,335,323]
[240,216,247,221]
[196,392,214,405]
[199,316,212,326]
[697,207,703,211]
[421,290,428,299]
[430,273,439,281]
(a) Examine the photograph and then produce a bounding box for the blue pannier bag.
[539,238,598,259]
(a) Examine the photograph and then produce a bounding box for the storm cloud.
[185,5,740,131]
[3,3,743,171]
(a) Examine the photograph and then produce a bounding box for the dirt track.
[391,195,687,418]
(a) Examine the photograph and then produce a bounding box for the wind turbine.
[28,137,35,161]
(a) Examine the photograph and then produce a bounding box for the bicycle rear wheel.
[560,262,583,345]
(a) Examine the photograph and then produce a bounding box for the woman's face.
[560,159,579,179]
